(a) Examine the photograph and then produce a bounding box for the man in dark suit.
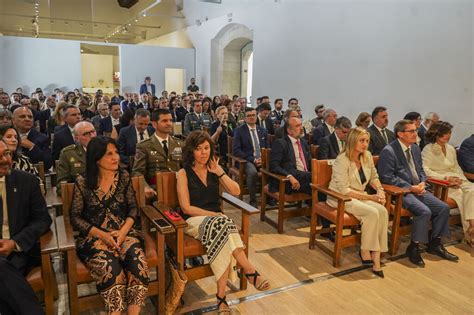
[318,116,351,160]
[418,112,439,151]
[0,140,52,314]
[367,106,395,155]
[52,105,81,161]
[117,109,155,165]
[378,119,458,267]
[310,104,325,128]
[139,76,156,96]
[98,102,121,135]
[12,107,53,169]
[39,96,56,134]
[256,103,275,135]
[233,107,269,207]
[270,98,285,125]
[270,117,311,195]
[312,108,337,145]
[458,134,474,174]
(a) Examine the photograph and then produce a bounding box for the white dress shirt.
[136,128,150,143]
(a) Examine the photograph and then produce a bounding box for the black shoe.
[406,243,425,267]
[190,256,204,267]
[359,250,374,266]
[266,198,277,207]
[427,244,459,261]
[372,269,384,278]
[320,232,335,243]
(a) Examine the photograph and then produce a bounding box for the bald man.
[12,106,52,169]
[56,121,96,195]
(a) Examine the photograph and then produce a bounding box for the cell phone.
[153,218,173,232]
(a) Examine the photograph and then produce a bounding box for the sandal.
[216,294,231,314]
[239,270,270,291]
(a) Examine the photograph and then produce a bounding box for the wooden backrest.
[267,134,275,146]
[34,161,45,183]
[227,135,233,155]
[156,171,179,208]
[310,145,319,159]
[261,148,271,171]
[311,159,333,187]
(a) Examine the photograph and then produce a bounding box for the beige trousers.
[448,181,474,232]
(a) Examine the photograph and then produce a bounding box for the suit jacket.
[256,117,275,135]
[311,117,323,129]
[458,134,474,173]
[418,124,427,150]
[367,124,395,155]
[270,110,284,125]
[377,140,426,190]
[39,108,52,134]
[139,83,156,96]
[52,124,75,161]
[117,125,155,164]
[3,170,51,256]
[232,124,268,163]
[175,106,189,122]
[23,128,53,169]
[318,133,340,160]
[227,111,245,129]
[98,116,114,135]
[269,135,311,192]
[312,123,331,145]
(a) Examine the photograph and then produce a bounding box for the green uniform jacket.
[56,144,86,195]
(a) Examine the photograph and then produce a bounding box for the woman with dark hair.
[29,98,42,123]
[202,96,214,120]
[0,123,41,182]
[211,95,221,112]
[111,109,135,139]
[70,136,149,314]
[404,112,422,146]
[355,112,371,129]
[176,131,270,313]
[422,121,474,245]
[168,96,179,122]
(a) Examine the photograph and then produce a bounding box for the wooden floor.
[53,204,474,314]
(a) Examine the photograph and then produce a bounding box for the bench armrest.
[141,205,177,234]
[55,215,76,251]
[227,153,247,164]
[310,183,351,202]
[152,202,188,229]
[40,220,58,254]
[222,192,260,215]
[260,169,289,182]
[382,184,410,195]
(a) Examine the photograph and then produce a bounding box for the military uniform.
[132,134,183,185]
[183,112,212,135]
[228,111,245,130]
[56,144,86,195]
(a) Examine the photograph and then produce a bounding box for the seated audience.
[139,93,151,110]
[98,102,121,136]
[310,104,325,128]
[312,108,337,145]
[256,103,275,135]
[132,109,183,199]
[52,105,81,161]
[275,109,298,139]
[210,105,233,168]
[111,88,124,104]
[318,116,352,160]
[271,98,285,125]
[0,109,12,124]
[328,127,388,277]
[12,106,53,169]
[117,109,154,165]
[39,96,56,134]
[0,92,9,110]
[77,96,94,120]
[419,112,440,150]
[227,100,245,129]
[270,117,311,195]
[91,102,109,132]
[110,109,134,140]
[48,100,67,136]
[175,95,190,122]
[458,134,474,174]
[233,107,269,207]
[368,106,395,155]
[70,136,149,314]
[184,99,212,135]
[56,121,96,195]
[176,131,270,313]
[378,119,457,267]
[288,98,298,109]
[404,112,423,147]
[355,112,371,129]
[422,122,474,245]
[0,139,52,314]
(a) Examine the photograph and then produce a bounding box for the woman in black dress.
[210,105,233,170]
[176,131,270,314]
[70,136,149,314]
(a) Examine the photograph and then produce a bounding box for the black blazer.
[117,125,155,165]
[256,117,275,135]
[52,124,75,161]
[312,123,331,145]
[175,106,188,122]
[269,135,311,192]
[39,108,52,134]
[418,124,427,150]
[368,124,395,155]
[98,116,113,135]
[318,133,340,160]
[24,128,53,169]
[3,170,51,255]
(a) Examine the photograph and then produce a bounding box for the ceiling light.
[19,27,23,31]
[134,19,138,22]
[128,23,131,26]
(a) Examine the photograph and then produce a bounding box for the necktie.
[296,140,308,171]
[139,132,144,141]
[162,140,169,156]
[381,129,389,144]
[250,129,261,159]
[405,148,420,184]
[0,196,3,239]
[0,181,7,239]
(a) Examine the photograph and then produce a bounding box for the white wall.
[119,44,194,93]
[81,54,114,88]
[0,36,82,95]
[182,0,473,145]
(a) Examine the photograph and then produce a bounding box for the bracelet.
[218,173,226,179]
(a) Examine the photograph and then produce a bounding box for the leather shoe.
[427,245,459,261]
[406,243,425,267]
[372,269,384,278]
[321,232,335,243]
[266,198,277,207]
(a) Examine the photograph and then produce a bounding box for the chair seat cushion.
[446,197,458,209]
[166,233,207,258]
[263,185,311,202]
[26,266,44,292]
[315,202,360,226]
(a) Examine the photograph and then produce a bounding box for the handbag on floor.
[165,256,188,315]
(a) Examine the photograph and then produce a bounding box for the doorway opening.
[80,43,119,94]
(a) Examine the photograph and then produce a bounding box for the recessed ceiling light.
[134,19,138,22]
[18,27,23,31]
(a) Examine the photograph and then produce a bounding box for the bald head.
[286,117,303,139]
[12,106,34,133]
[73,121,96,147]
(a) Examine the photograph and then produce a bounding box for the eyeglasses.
[402,129,418,134]
[82,129,96,137]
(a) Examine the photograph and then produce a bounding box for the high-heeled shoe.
[372,269,384,278]
[359,250,374,266]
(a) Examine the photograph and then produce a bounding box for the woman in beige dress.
[328,127,388,277]
[422,121,474,245]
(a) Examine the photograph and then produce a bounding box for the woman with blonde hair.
[328,127,388,277]
[48,100,68,135]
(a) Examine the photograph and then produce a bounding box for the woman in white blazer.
[328,127,388,277]
[422,121,474,246]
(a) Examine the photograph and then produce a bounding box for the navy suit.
[257,117,275,135]
[269,135,311,194]
[23,128,53,170]
[175,106,188,122]
[98,116,113,135]
[312,123,331,145]
[117,125,155,165]
[139,83,156,96]
[39,108,52,134]
[52,124,75,161]
[318,133,340,160]
[378,140,450,243]
[458,134,474,174]
[0,170,52,314]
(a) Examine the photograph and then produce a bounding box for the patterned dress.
[13,154,42,184]
[70,170,149,312]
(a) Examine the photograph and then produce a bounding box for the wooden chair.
[428,179,462,226]
[56,176,172,314]
[267,134,275,146]
[260,148,311,233]
[154,171,260,290]
[464,172,474,182]
[310,144,319,159]
[309,159,361,267]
